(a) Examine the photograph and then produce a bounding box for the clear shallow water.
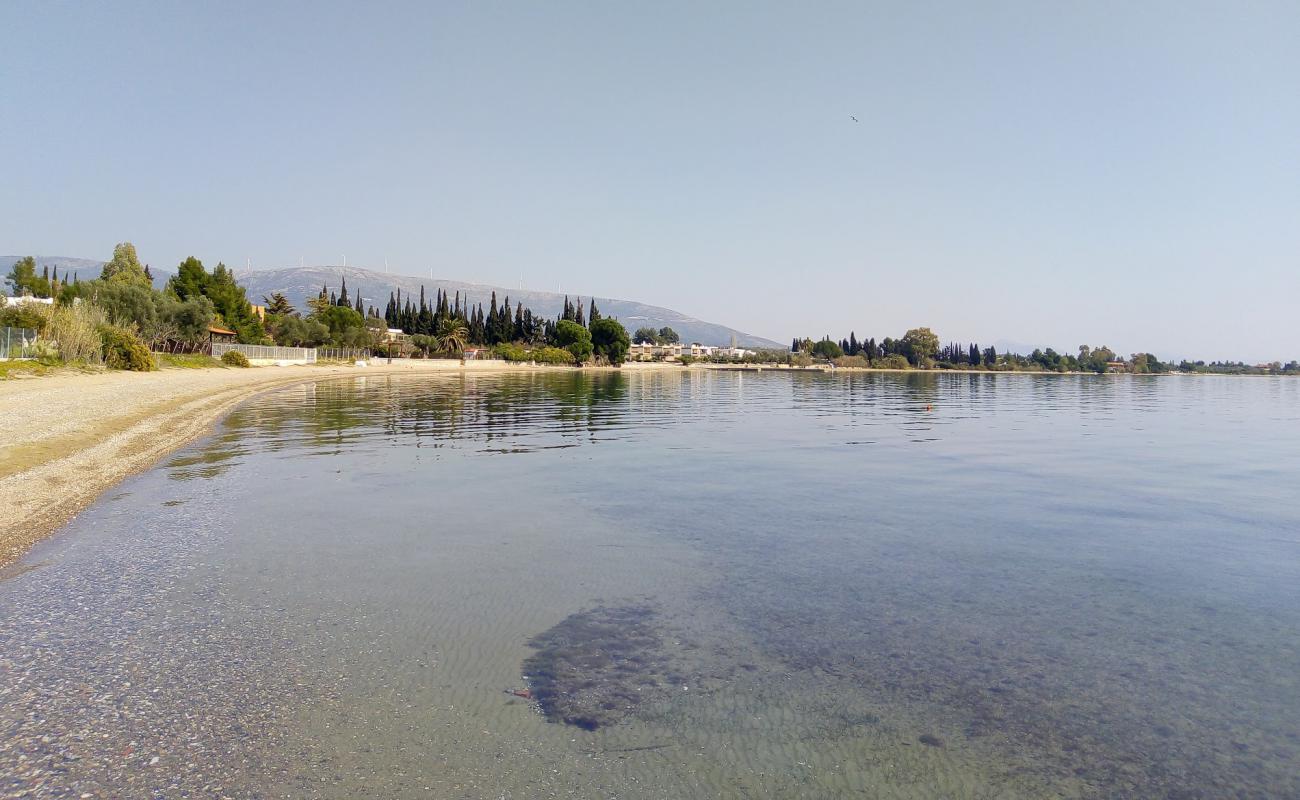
[3,371,1298,798]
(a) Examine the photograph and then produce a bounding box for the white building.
[627,341,684,360]
[1,295,54,307]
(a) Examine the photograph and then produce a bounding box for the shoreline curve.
[0,359,638,570]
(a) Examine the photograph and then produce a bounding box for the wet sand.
[0,359,672,569]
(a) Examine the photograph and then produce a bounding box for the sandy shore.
[0,359,600,569]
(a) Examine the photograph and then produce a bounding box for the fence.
[1,327,39,360]
[211,342,317,364]
[317,347,371,361]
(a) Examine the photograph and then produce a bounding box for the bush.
[531,346,574,365]
[833,355,871,368]
[879,354,910,370]
[492,342,529,362]
[98,324,156,371]
[0,303,47,332]
[220,349,251,368]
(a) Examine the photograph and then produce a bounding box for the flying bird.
[850,115,859,122]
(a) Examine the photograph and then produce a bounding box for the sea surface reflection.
[3,370,1297,798]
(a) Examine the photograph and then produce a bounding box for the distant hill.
[0,256,172,291]
[241,266,780,348]
[1,257,779,347]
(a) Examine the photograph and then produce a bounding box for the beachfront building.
[689,343,717,358]
[716,346,753,359]
[627,341,684,361]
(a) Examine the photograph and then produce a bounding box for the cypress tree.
[589,298,601,323]
[339,278,349,307]
[418,287,432,334]
[576,299,585,328]
[355,292,364,317]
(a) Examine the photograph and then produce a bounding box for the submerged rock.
[522,604,672,731]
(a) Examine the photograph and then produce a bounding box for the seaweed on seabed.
[522,604,671,731]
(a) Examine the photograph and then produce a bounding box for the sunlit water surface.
[3,371,1298,799]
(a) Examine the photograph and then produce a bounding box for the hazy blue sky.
[2,1,1296,359]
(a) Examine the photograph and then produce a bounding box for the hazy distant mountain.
[241,266,781,348]
[0,256,173,291]
[2,257,779,347]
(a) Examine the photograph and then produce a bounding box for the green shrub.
[833,355,870,368]
[220,349,251,368]
[98,324,156,371]
[0,303,47,332]
[492,342,529,362]
[879,354,910,370]
[531,346,574,365]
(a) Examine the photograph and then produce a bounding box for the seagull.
[851,115,859,122]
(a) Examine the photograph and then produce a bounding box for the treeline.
[380,287,603,350]
[277,280,632,365]
[794,326,1298,375]
[2,245,272,371]
[796,326,1144,373]
[4,244,633,368]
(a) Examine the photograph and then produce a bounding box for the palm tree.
[435,318,469,355]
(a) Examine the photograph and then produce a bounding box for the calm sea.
[3,371,1298,798]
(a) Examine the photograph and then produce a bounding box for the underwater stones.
[522,604,673,731]
[918,733,945,747]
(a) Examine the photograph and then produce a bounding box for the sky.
[2,1,1297,360]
